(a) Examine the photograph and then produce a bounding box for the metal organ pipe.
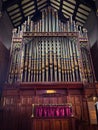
[38,38,42,82]
[53,37,57,82]
[31,41,33,82]
[52,9,56,32]
[57,37,61,82]
[8,7,95,83]
[42,38,45,82]
[45,37,48,82]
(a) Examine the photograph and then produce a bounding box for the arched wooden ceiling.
[1,0,97,27]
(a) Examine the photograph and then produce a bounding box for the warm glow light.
[93,96,97,101]
[46,90,56,93]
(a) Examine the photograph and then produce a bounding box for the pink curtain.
[34,105,72,118]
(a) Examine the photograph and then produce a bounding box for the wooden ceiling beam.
[2,0,19,11]
[73,1,80,21]
[76,0,96,12]
[17,1,25,26]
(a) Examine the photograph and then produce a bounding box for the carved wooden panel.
[57,97,63,104]
[43,97,49,104]
[69,95,82,119]
[72,106,76,116]
[0,41,9,84]
[38,97,43,104]
[75,96,81,104]
[34,96,39,104]
[32,118,71,130]
[54,120,61,130]
[69,96,75,104]
[76,106,82,119]
[34,95,66,105]
[82,100,89,121]
[34,119,42,130]
[62,119,70,130]
[1,87,98,130]
[42,120,51,130]
[28,97,33,104]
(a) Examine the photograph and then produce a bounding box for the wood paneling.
[90,42,98,81]
[43,120,50,130]
[32,118,72,130]
[0,41,9,85]
[1,83,98,130]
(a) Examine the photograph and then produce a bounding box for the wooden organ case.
[1,7,98,130]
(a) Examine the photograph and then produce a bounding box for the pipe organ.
[2,7,98,130]
[8,7,95,83]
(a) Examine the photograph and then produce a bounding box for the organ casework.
[8,7,95,83]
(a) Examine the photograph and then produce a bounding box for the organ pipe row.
[8,7,95,83]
